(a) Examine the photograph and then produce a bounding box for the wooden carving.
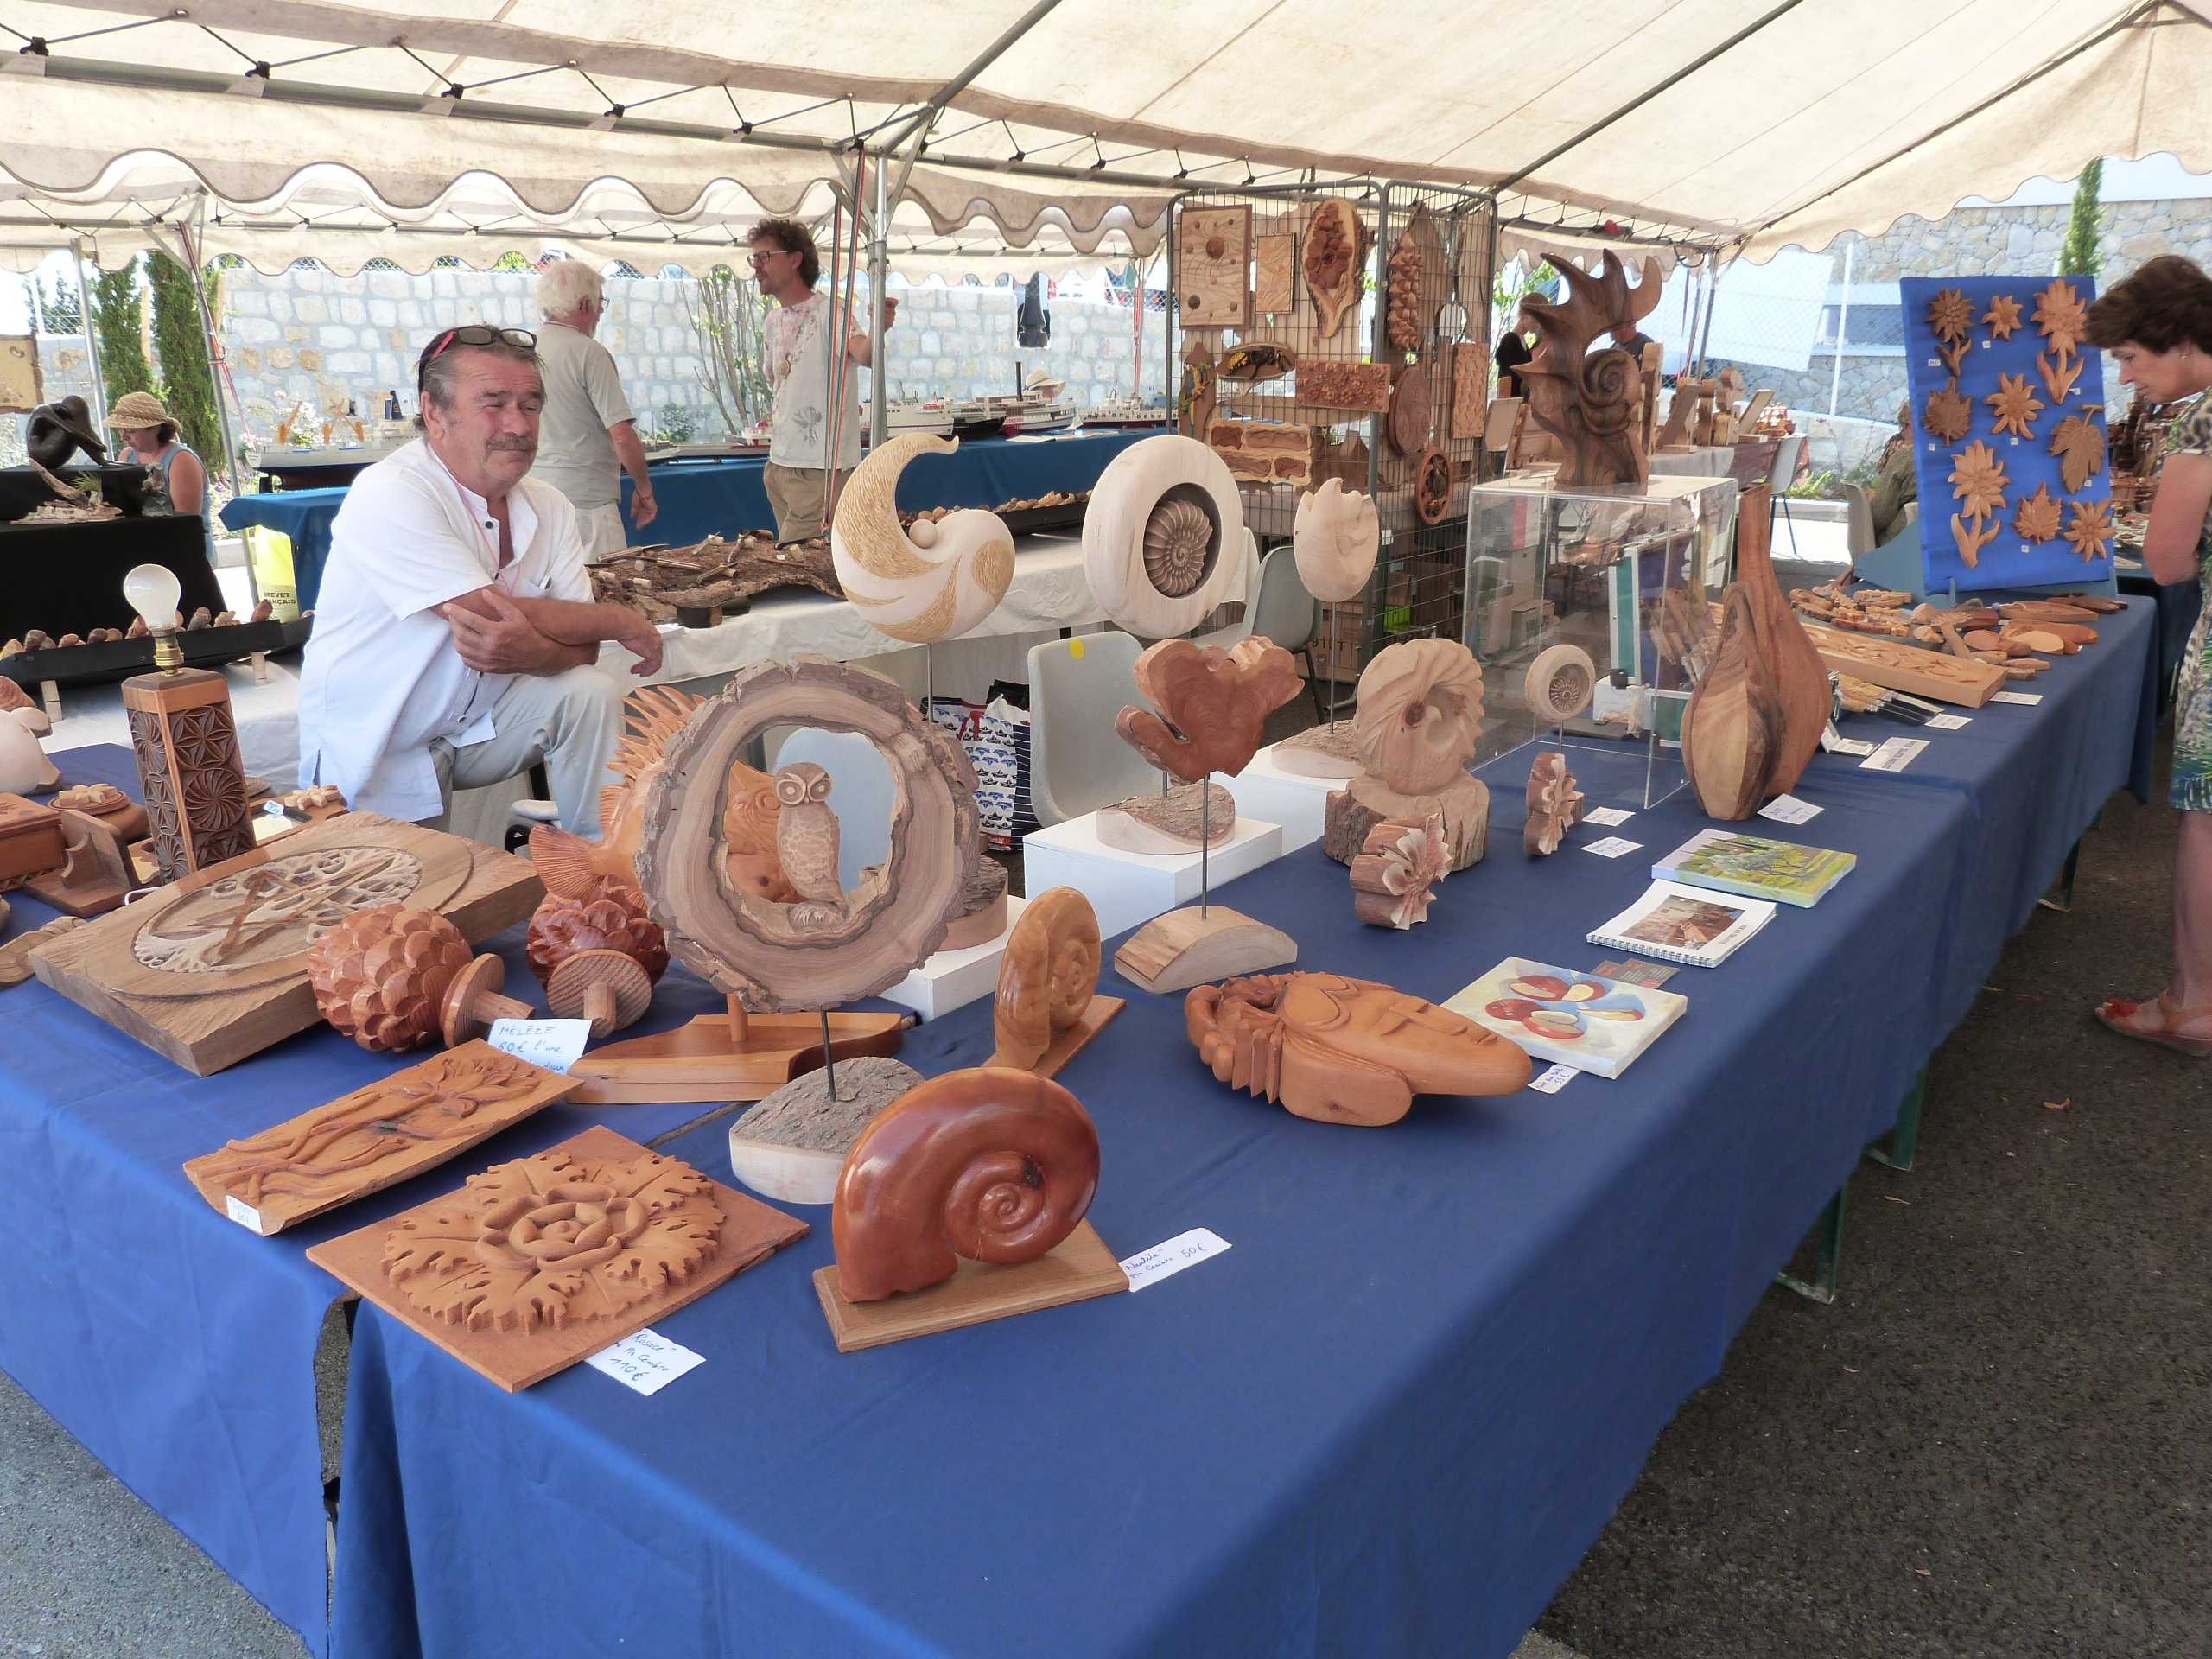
[1926,286,1974,375]
[308,902,474,1052]
[830,434,1015,644]
[2015,483,2062,543]
[1325,639,1489,870]
[182,1041,581,1235]
[1523,752,1586,855]
[1386,215,1427,353]
[1922,379,1972,444]
[0,914,84,988]
[31,813,541,1075]
[1254,231,1296,315]
[1116,636,1305,783]
[635,658,978,1014]
[772,761,845,923]
[1350,814,1448,928]
[1656,380,1701,449]
[1177,336,1217,441]
[1449,342,1489,441]
[1084,435,1249,638]
[309,1124,807,1392]
[1983,292,2024,340]
[21,807,134,917]
[1207,417,1313,485]
[1217,342,1298,382]
[1294,478,1380,603]
[1410,446,1452,526]
[1798,621,2005,707]
[1294,361,1393,413]
[1185,972,1531,1126]
[1948,441,2007,568]
[1303,198,1368,340]
[528,875,668,1036]
[1524,642,1597,726]
[2035,279,2088,405]
[2064,498,2114,562]
[1514,248,1663,489]
[1733,484,1828,795]
[988,887,1120,1075]
[2050,410,2106,493]
[1986,372,2044,439]
[1176,204,1254,328]
[830,1068,1101,1301]
[1386,366,1433,458]
[124,667,255,883]
[1680,587,1783,820]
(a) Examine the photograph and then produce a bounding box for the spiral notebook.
[1586,880,1776,969]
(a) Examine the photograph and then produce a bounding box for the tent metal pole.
[179,199,247,512]
[70,238,107,426]
[869,152,889,448]
[875,0,1065,156]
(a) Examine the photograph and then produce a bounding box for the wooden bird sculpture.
[772,762,844,925]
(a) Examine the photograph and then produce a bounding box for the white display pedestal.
[1023,811,1285,940]
[1229,744,1344,852]
[879,894,1029,1021]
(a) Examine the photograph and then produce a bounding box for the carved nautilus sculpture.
[831,1067,1101,1302]
[1523,642,1596,727]
[1083,435,1249,638]
[1293,477,1380,603]
[831,433,1016,644]
[1353,638,1487,797]
[988,887,1101,1071]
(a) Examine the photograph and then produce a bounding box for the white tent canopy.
[4,1,2211,262]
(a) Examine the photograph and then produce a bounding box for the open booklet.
[1586,879,1776,969]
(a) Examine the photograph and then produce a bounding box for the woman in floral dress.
[2088,257,2212,1054]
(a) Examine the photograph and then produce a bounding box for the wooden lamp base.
[1112,905,1297,994]
[813,1219,1127,1352]
[566,995,912,1104]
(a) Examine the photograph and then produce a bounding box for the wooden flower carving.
[1923,380,1973,445]
[1927,287,1974,346]
[1351,638,1486,796]
[1982,293,2024,340]
[1985,372,2044,440]
[383,1146,722,1332]
[2034,279,2088,357]
[2050,411,2107,493]
[1948,441,2007,523]
[2063,498,2114,562]
[1115,636,1305,783]
[1350,813,1448,929]
[2013,483,2062,544]
[1522,750,1586,856]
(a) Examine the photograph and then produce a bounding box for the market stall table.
[326,604,2153,1659]
[220,429,1152,609]
[0,512,224,645]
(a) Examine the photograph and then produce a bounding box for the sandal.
[2094,992,2212,1058]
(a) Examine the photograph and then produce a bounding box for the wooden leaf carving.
[2050,411,2106,493]
[2013,484,2062,543]
[2037,346,2084,406]
[1116,636,1305,783]
[1923,380,1973,445]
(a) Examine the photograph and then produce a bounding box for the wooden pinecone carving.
[308,903,474,1052]
[525,876,670,986]
[1387,237,1424,353]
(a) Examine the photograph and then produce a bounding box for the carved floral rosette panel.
[130,702,254,880]
[132,844,427,976]
[383,1146,725,1332]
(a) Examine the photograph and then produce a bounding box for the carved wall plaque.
[1304,198,1368,339]
[1294,360,1393,413]
[1176,205,1254,329]
[1206,416,1313,485]
[183,1041,581,1235]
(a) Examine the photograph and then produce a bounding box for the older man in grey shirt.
[532,260,658,562]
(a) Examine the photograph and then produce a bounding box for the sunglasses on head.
[416,325,537,391]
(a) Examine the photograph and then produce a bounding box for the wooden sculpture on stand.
[1323,639,1490,870]
[1349,814,1448,929]
[987,887,1122,1076]
[1274,478,1382,781]
[118,563,254,881]
[830,433,1015,645]
[1185,972,1531,1126]
[1109,637,1304,994]
[815,1068,1124,1351]
[1082,435,1249,639]
[1512,249,1665,489]
[1678,485,1831,819]
[566,658,973,1103]
[1523,752,1586,855]
[526,872,668,1039]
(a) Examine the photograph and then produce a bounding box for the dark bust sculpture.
[25,396,107,471]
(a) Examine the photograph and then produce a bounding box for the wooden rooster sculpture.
[1514,248,1665,489]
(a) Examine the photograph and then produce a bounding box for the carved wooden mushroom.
[439,953,538,1048]
[307,903,475,1053]
[526,875,668,1038]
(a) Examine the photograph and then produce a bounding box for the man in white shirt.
[753,217,894,543]
[531,260,658,563]
[297,325,664,837]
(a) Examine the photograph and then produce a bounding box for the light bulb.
[123,563,181,632]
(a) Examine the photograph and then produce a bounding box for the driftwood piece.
[726,1057,925,1205]
[1096,779,1237,855]
[1116,636,1304,783]
[309,1125,807,1392]
[181,1041,580,1235]
[636,659,978,1014]
[988,887,1122,1077]
[1523,752,1586,855]
[1515,248,1663,488]
[1186,972,1530,1126]
[1350,814,1448,928]
[32,813,542,1075]
[1303,199,1368,340]
[1176,204,1254,329]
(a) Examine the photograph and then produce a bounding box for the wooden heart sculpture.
[1114,636,1305,784]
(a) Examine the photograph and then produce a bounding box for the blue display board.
[1899,274,2113,594]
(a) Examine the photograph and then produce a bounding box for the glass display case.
[1464,472,1738,807]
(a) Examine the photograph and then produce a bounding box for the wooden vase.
[1679,586,1784,821]
[1732,484,1829,796]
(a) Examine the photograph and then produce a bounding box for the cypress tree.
[87,260,154,405]
[2058,159,2103,279]
[145,251,224,463]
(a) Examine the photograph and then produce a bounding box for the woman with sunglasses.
[296,324,664,838]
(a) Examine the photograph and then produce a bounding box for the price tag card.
[1990,690,2044,705]
[1580,836,1641,858]
[1120,1228,1231,1292]
[1925,713,1972,730]
[585,1328,705,1396]
[1595,958,1679,987]
[1580,806,1636,827]
[1528,1063,1578,1094]
[1859,736,1929,772]
[486,1018,591,1074]
[224,1193,268,1235]
[1821,724,1877,757]
[1758,793,1822,824]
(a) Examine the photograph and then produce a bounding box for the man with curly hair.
[750,217,896,543]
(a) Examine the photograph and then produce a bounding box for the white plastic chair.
[1185,527,1266,650]
[1765,433,1807,556]
[1233,543,1325,720]
[1026,630,1155,825]
[769,728,894,889]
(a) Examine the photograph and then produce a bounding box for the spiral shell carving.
[1575,349,1639,437]
[1351,639,1487,796]
[831,1068,1100,1302]
[1143,498,1214,597]
[1083,435,1247,638]
[1524,642,1595,726]
[989,887,1101,1071]
[830,432,1015,644]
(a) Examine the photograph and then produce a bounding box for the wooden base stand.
[22,809,133,917]
[813,1219,1127,1352]
[1023,992,1125,1079]
[566,995,912,1104]
[1113,905,1297,994]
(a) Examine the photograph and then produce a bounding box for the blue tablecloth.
[220,431,1151,610]
[325,602,2156,1659]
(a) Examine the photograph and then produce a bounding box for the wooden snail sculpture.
[988,886,1118,1073]
[1185,972,1531,1126]
[830,433,1016,644]
[830,1067,1101,1302]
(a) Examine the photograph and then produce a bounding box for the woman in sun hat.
[106,389,214,563]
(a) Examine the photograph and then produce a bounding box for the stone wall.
[875,284,1160,406]
[0,331,93,467]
